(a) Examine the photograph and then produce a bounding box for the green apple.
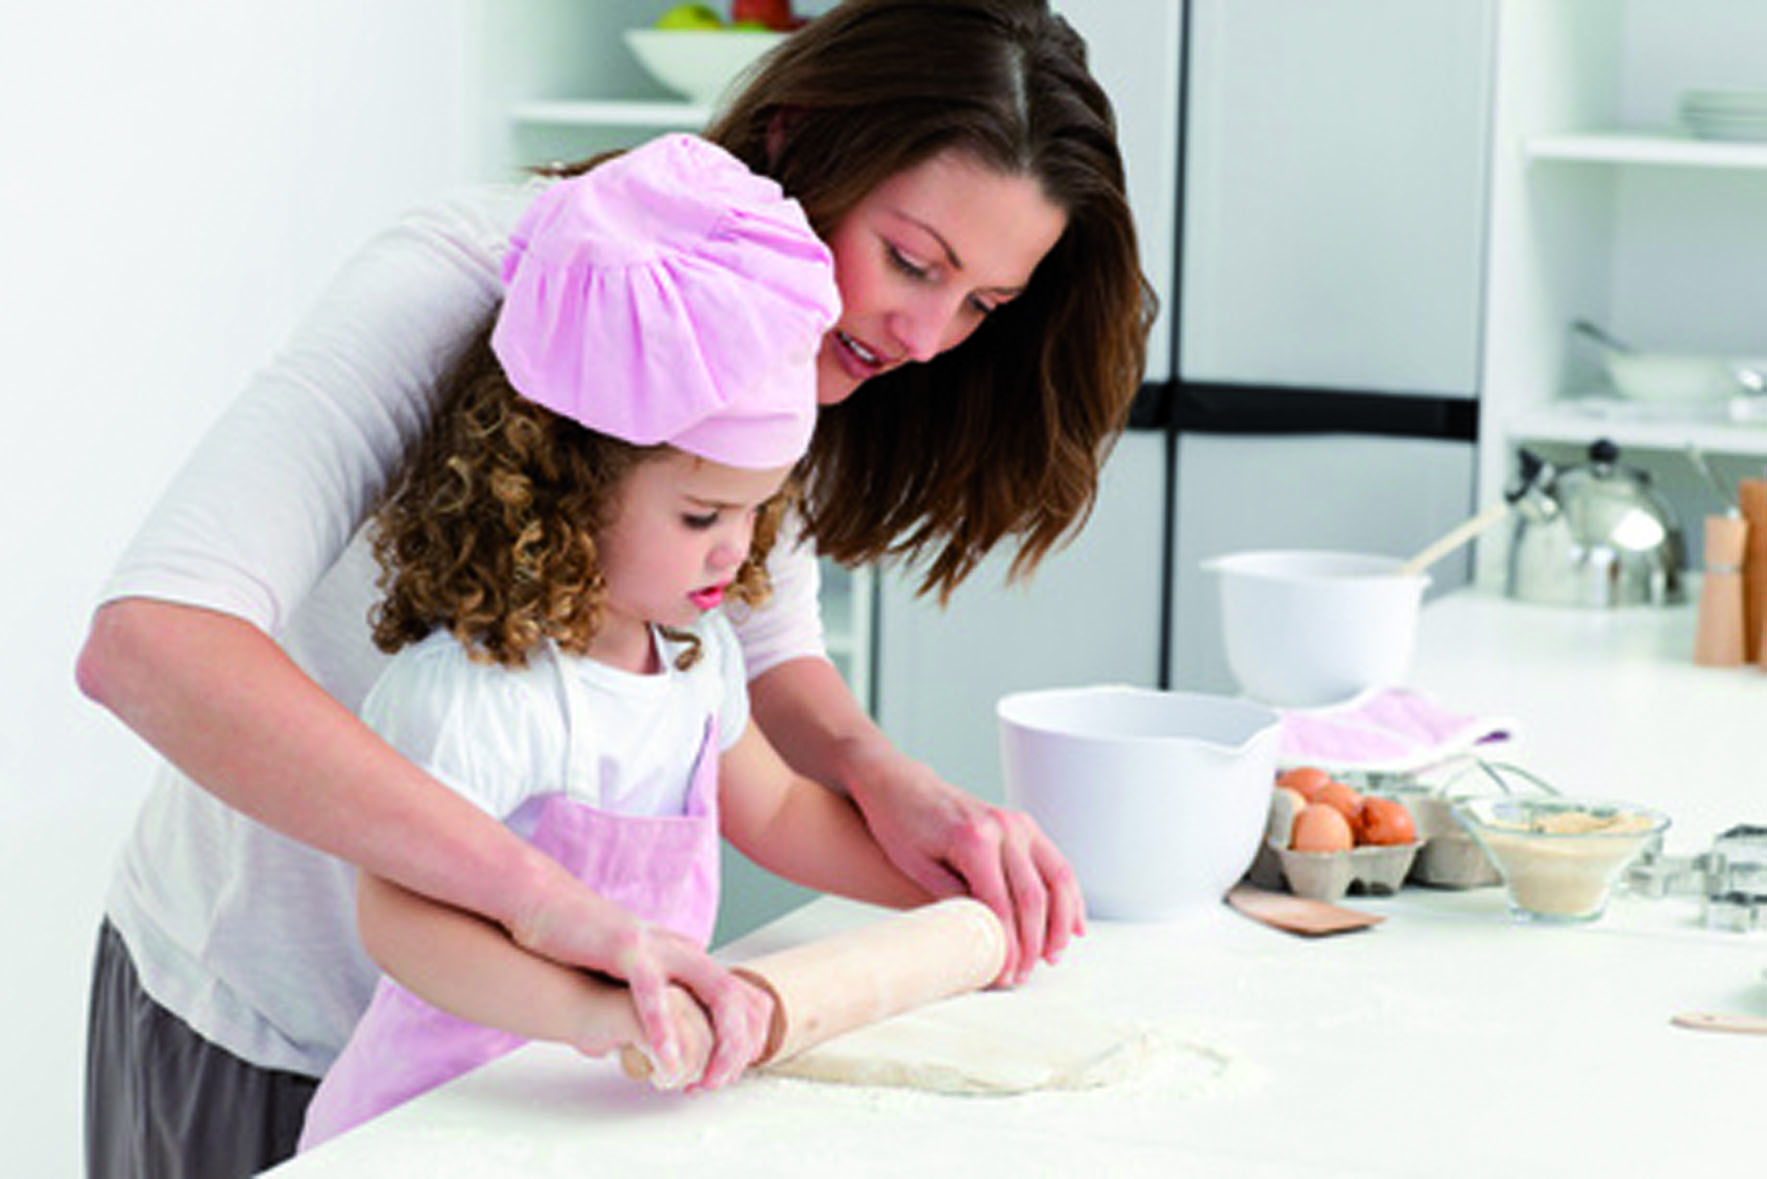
[655,3,724,31]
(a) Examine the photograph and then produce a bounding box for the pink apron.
[299,646,722,1152]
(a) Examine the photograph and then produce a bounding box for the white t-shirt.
[99,183,828,1077]
[364,623,749,827]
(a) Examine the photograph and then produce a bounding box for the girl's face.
[594,451,791,668]
[816,149,1069,406]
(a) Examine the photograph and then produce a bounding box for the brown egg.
[1290,802,1355,853]
[1269,786,1309,845]
[1358,797,1418,846]
[1277,766,1334,801]
[1313,782,1364,824]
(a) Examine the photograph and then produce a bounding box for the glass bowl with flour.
[1453,797,1669,923]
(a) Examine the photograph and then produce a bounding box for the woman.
[77,1,1153,1174]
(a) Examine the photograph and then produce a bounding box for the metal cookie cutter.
[1702,824,1767,933]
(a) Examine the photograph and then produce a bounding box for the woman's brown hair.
[369,325,787,669]
[706,0,1157,599]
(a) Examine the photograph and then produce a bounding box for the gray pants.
[85,921,319,1179]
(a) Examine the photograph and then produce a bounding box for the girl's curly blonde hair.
[369,322,789,671]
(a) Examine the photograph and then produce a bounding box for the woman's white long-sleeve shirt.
[98,182,829,1077]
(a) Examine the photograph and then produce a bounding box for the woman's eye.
[887,245,928,280]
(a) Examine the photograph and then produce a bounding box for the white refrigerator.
[870,0,1492,796]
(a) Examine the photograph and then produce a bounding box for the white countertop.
[270,591,1767,1178]
[1409,587,1767,854]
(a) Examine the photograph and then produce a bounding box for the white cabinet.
[871,432,1167,804]
[1475,0,1767,585]
[1179,0,1495,397]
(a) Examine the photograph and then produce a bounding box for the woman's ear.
[764,108,799,167]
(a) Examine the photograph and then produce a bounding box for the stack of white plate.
[1679,89,1767,142]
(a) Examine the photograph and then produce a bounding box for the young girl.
[296,134,929,1150]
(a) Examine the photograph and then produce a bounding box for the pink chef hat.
[491,133,840,469]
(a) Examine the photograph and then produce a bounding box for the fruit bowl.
[624,28,788,106]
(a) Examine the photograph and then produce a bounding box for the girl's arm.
[76,598,768,1086]
[747,657,1084,985]
[353,872,730,1089]
[717,717,932,910]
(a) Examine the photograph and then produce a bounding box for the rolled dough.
[760,989,1226,1097]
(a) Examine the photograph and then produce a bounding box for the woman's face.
[815,149,1068,406]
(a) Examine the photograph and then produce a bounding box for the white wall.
[0,2,483,1173]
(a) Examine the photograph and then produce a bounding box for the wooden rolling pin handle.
[615,898,1006,1084]
[619,1044,655,1083]
[739,897,1007,1065]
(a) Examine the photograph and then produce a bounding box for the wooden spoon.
[1399,501,1513,577]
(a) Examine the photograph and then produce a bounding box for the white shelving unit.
[1474,0,1767,586]
[1526,128,1767,170]
[509,98,710,129]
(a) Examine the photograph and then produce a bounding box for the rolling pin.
[621,897,1006,1083]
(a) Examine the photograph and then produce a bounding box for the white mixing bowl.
[998,686,1282,920]
[1203,549,1428,708]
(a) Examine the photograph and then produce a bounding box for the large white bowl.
[1203,549,1428,708]
[624,29,788,106]
[998,686,1282,920]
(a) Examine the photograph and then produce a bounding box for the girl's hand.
[844,748,1085,986]
[509,882,772,1087]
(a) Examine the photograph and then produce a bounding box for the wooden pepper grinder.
[1694,513,1748,667]
[1741,479,1767,664]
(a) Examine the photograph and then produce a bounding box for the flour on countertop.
[759,989,1236,1098]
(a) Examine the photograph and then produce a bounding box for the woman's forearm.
[746,655,901,793]
[78,597,774,1083]
[76,598,558,927]
[719,725,930,910]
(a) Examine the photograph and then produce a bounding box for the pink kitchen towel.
[1279,687,1514,774]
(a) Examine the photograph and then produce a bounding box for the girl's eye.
[682,512,719,530]
[968,295,1000,318]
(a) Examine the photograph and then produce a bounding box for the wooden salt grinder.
[1694,513,1748,667]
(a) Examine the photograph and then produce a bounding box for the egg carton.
[1274,840,1422,902]
[1398,792,1500,889]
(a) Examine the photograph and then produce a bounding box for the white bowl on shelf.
[624,29,787,106]
[1603,350,1750,401]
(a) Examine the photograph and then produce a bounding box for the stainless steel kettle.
[1505,439,1685,608]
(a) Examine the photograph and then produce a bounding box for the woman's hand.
[583,982,768,1093]
[510,888,774,1089]
[843,744,1085,986]
[748,656,1085,986]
